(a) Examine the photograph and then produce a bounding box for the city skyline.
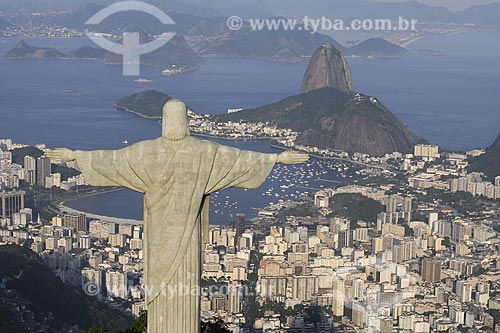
[0,0,499,332]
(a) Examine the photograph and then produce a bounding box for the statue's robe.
[74,136,277,333]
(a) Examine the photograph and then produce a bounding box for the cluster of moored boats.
[210,157,360,221]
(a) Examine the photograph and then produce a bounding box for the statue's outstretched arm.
[46,147,146,192]
[45,148,76,163]
[276,151,309,164]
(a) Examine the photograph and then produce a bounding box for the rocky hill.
[4,40,66,59]
[455,3,500,27]
[68,46,107,60]
[301,44,353,93]
[101,34,203,71]
[347,38,408,58]
[219,87,419,156]
[202,26,343,63]
[116,90,172,118]
[218,44,419,155]
[469,132,500,180]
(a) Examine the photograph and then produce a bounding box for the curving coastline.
[58,188,143,225]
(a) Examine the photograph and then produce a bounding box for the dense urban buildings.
[0,135,499,332]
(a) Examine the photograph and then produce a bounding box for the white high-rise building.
[228,284,243,314]
[0,139,13,150]
[414,144,439,159]
[106,270,128,299]
[82,267,104,297]
[260,277,287,299]
[456,280,472,303]
[79,235,91,249]
[450,177,469,193]
[46,236,59,250]
[45,173,61,188]
[352,278,365,301]
[12,208,32,226]
[36,156,51,187]
[352,301,366,328]
[332,277,345,316]
[292,275,318,302]
[24,155,36,185]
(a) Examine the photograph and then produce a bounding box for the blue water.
[0,37,307,150]
[350,31,500,149]
[0,31,499,223]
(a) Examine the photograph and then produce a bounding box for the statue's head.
[162,99,190,141]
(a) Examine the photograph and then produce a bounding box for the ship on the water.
[64,89,79,95]
[161,64,192,76]
[134,78,153,83]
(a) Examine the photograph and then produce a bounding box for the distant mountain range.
[49,4,410,63]
[202,0,500,26]
[51,3,229,35]
[201,26,343,63]
[199,29,408,62]
[469,132,500,180]
[4,37,203,73]
[6,0,499,26]
[0,0,224,17]
[455,3,500,26]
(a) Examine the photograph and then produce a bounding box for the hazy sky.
[368,0,500,11]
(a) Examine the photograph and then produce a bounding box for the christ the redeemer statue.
[46,99,308,333]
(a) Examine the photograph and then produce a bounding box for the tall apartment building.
[421,258,442,283]
[24,155,36,185]
[36,156,51,187]
[456,280,472,303]
[1,190,25,219]
[452,220,471,243]
[292,275,318,302]
[63,213,88,232]
[352,301,366,328]
[228,284,243,314]
[260,276,287,300]
[45,173,61,188]
[0,139,12,151]
[414,144,439,159]
[352,278,365,301]
[105,270,128,299]
[338,229,352,249]
[235,213,245,242]
[332,277,345,316]
[12,207,32,226]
